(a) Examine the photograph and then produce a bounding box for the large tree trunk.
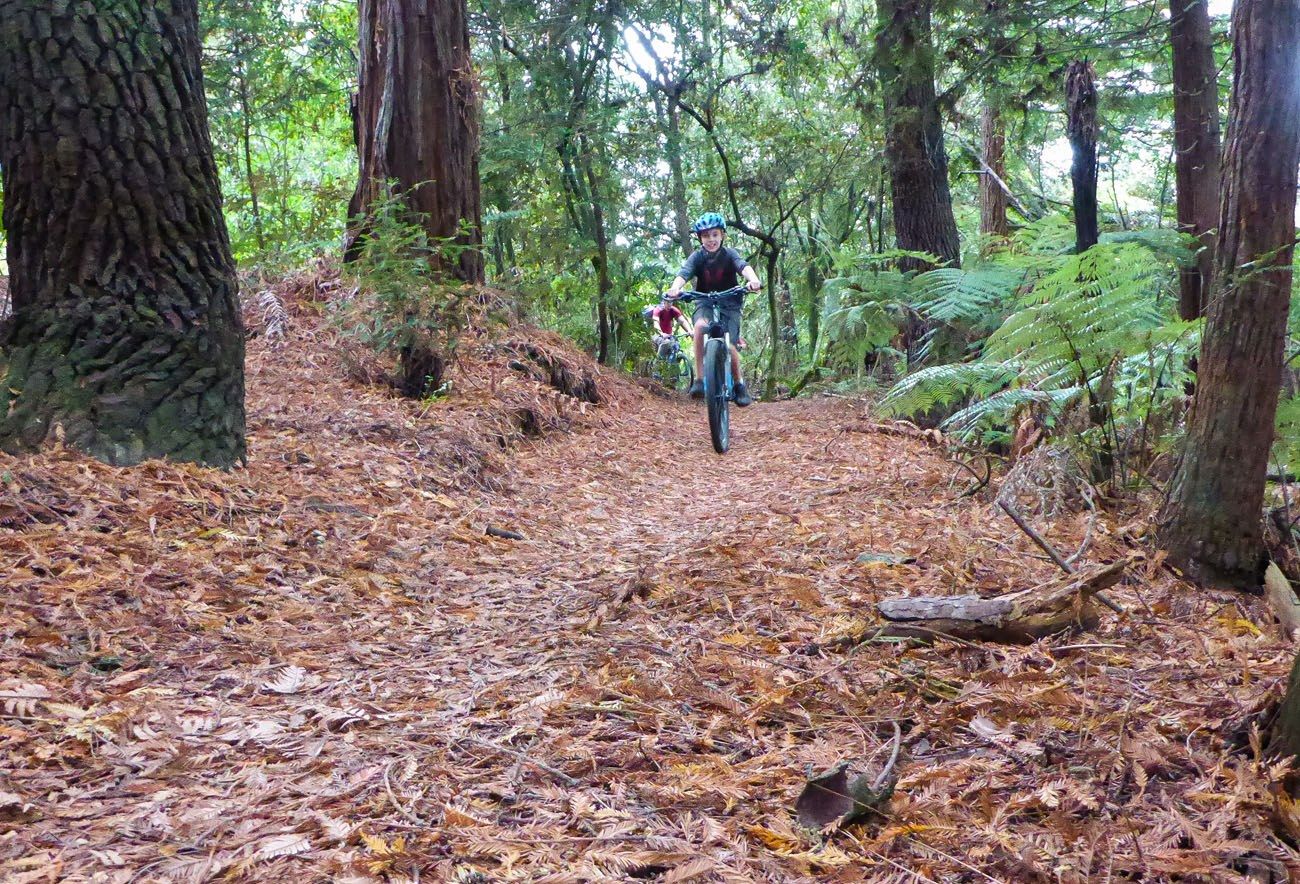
[1169,0,1223,320]
[979,105,1010,243]
[345,0,483,397]
[346,0,483,280]
[0,0,245,467]
[874,0,961,272]
[1066,60,1099,254]
[1158,0,1300,590]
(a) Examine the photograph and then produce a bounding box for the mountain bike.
[674,285,749,454]
[650,332,693,391]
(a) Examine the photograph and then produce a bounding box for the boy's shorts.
[692,294,744,346]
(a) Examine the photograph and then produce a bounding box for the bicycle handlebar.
[669,285,752,303]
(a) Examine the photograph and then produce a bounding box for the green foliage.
[337,193,476,388]
[190,0,1230,392]
[879,235,1198,450]
[812,248,1023,378]
[815,268,911,377]
[1275,393,1300,472]
[912,264,1027,330]
[201,0,356,265]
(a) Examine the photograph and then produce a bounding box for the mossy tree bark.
[1158,0,1300,590]
[1169,0,1222,320]
[874,0,961,273]
[0,0,245,467]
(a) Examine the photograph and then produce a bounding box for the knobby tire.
[705,338,730,454]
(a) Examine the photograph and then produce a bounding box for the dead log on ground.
[1265,561,1300,640]
[875,557,1130,643]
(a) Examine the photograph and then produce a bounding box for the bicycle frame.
[676,286,746,401]
[673,285,747,453]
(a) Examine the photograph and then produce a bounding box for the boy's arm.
[742,264,761,291]
[669,251,700,298]
[675,313,694,335]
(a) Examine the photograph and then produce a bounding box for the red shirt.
[651,304,683,334]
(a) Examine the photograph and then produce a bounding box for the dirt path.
[4,335,1298,882]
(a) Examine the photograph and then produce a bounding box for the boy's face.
[698,228,724,252]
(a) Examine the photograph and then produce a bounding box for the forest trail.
[3,323,1298,882]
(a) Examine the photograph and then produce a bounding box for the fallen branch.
[457,735,580,787]
[875,557,1131,643]
[998,499,1124,614]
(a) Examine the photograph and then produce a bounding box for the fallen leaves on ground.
[2,278,1298,882]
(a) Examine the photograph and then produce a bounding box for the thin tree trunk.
[236,65,265,252]
[804,218,826,359]
[874,169,887,253]
[777,278,797,370]
[666,98,692,257]
[0,0,245,467]
[1170,0,1223,320]
[1158,0,1300,589]
[764,247,782,394]
[1066,60,1099,254]
[874,0,961,271]
[579,137,615,365]
[980,105,1010,244]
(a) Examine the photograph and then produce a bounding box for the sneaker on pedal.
[734,382,753,407]
[688,379,705,399]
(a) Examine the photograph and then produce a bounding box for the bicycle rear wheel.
[704,338,730,453]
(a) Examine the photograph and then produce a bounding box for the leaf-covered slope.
[1,286,1297,881]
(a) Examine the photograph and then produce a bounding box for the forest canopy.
[193,0,1231,374]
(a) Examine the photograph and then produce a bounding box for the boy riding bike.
[641,300,693,357]
[666,213,762,407]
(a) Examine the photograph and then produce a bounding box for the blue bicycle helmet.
[691,212,726,234]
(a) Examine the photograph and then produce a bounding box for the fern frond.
[913,265,1025,326]
[942,386,1082,440]
[877,361,1017,419]
[876,237,1190,446]
[1010,214,1077,256]
[1101,227,1197,267]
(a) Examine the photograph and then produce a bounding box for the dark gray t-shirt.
[678,246,748,293]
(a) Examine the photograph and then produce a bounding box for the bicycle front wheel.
[704,338,730,454]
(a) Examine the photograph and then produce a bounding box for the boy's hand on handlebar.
[747,279,762,292]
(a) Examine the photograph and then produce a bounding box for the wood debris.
[876,557,1129,642]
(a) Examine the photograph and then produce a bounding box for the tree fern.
[879,239,1196,444]
[815,268,914,375]
[877,360,1018,419]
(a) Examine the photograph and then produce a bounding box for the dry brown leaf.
[256,832,313,860]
